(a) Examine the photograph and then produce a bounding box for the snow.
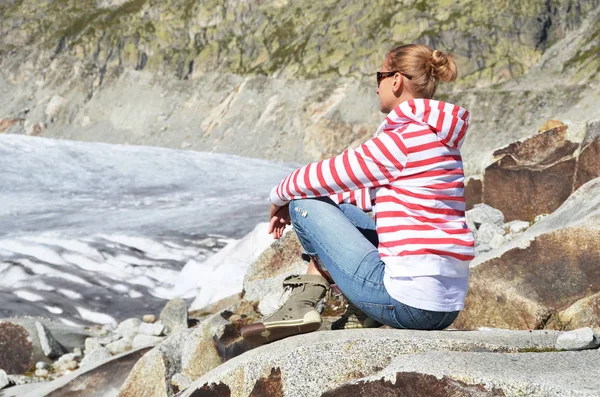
[75,307,116,325]
[0,135,297,325]
[13,290,44,302]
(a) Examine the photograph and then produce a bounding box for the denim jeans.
[288,197,459,330]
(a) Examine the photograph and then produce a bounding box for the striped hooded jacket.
[269,98,475,279]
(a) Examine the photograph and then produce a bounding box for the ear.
[391,73,403,95]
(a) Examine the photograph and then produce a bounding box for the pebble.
[142,314,157,323]
[35,369,49,378]
[35,361,48,370]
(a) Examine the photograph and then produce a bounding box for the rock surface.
[455,177,600,330]
[176,328,567,397]
[470,121,600,221]
[322,350,600,397]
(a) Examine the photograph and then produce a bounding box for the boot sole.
[242,311,322,345]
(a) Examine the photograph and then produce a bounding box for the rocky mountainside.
[1,0,599,174]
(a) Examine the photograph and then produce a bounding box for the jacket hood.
[385,99,470,149]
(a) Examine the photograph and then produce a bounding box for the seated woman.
[241,44,475,345]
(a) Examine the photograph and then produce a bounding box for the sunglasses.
[376,71,413,87]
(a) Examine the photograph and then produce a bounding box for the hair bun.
[430,49,457,83]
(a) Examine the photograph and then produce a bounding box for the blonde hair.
[385,44,457,99]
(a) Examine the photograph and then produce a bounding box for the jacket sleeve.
[269,129,408,206]
[329,189,373,212]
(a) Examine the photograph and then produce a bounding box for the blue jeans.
[289,197,459,330]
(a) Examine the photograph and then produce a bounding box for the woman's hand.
[268,203,291,239]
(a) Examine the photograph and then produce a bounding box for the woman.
[241,44,475,345]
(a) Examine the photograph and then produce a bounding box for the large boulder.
[455,177,600,330]
[467,120,600,222]
[175,328,570,397]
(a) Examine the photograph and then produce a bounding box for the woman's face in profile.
[376,62,398,114]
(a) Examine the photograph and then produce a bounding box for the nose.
[376,86,379,95]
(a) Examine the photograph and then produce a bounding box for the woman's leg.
[289,197,459,330]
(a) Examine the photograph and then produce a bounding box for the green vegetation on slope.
[0,0,598,86]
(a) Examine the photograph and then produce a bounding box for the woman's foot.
[331,302,383,330]
[241,274,330,345]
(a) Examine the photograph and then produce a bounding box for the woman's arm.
[270,128,409,206]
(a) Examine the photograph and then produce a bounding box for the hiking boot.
[241,274,329,345]
[331,302,383,330]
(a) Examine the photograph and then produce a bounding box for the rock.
[159,299,188,335]
[466,203,505,228]
[35,361,48,370]
[106,338,133,355]
[176,329,569,397]
[36,320,67,359]
[34,369,49,378]
[558,292,600,332]
[539,119,566,132]
[478,122,600,222]
[132,334,164,350]
[84,337,103,354]
[454,177,600,330]
[79,346,112,370]
[0,321,36,374]
[116,318,141,337]
[476,222,506,246]
[0,369,9,389]
[45,95,65,118]
[555,328,600,351]
[54,359,79,373]
[0,118,20,133]
[138,321,164,336]
[142,315,157,324]
[72,347,83,359]
[505,220,530,235]
[488,234,507,250]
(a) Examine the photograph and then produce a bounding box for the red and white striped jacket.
[270,99,475,279]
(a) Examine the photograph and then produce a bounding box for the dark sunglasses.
[376,71,413,87]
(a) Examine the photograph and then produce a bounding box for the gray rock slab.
[331,350,600,396]
[0,383,46,397]
[178,328,562,397]
[19,347,151,397]
[35,321,66,360]
[556,327,600,351]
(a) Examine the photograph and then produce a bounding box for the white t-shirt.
[384,273,468,312]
